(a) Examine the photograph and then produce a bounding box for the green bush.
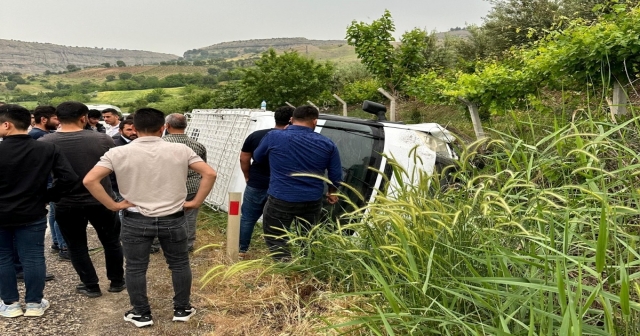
[341,78,383,105]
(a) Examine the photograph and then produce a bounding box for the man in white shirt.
[102,108,120,137]
[83,108,216,328]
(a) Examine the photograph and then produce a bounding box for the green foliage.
[66,64,80,72]
[105,75,116,82]
[346,10,396,86]
[5,81,17,90]
[407,4,640,116]
[50,92,90,106]
[525,4,640,84]
[144,88,165,103]
[242,49,334,107]
[341,78,384,105]
[116,60,126,67]
[118,72,133,80]
[252,110,640,334]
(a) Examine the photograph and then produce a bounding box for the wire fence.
[186,109,258,209]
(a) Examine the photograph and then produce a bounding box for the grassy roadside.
[192,209,344,336]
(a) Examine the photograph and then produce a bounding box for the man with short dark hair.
[0,104,77,318]
[253,105,342,260]
[102,108,120,137]
[40,101,125,299]
[113,119,137,147]
[163,113,207,252]
[28,106,68,261]
[84,109,106,133]
[84,108,217,327]
[238,106,293,256]
[28,106,58,140]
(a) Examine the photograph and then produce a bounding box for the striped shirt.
[163,133,207,195]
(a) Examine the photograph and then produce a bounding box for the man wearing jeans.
[238,106,293,256]
[163,113,208,252]
[0,104,77,318]
[40,101,125,299]
[84,108,217,328]
[253,105,342,260]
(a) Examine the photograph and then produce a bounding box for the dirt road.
[2,227,216,336]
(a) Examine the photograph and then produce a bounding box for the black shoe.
[17,273,55,282]
[50,244,60,252]
[58,249,71,262]
[76,285,102,298]
[108,281,126,293]
[172,306,196,322]
[124,309,153,328]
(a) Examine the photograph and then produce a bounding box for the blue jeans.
[239,186,269,253]
[48,202,66,249]
[0,218,47,304]
[120,212,192,314]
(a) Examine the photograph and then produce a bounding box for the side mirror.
[362,101,387,121]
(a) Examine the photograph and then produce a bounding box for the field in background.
[91,87,184,105]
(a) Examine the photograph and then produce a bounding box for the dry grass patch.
[192,210,356,336]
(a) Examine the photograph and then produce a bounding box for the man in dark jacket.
[112,119,137,147]
[84,109,106,133]
[0,104,78,318]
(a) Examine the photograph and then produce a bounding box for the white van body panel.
[186,109,454,212]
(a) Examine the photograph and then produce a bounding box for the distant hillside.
[188,33,471,63]
[0,39,178,74]
[188,38,357,63]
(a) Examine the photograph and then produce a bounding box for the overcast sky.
[2,0,492,56]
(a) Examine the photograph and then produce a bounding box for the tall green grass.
[277,108,640,335]
[203,103,640,334]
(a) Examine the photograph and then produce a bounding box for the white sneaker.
[0,301,23,318]
[172,306,196,322]
[24,298,50,317]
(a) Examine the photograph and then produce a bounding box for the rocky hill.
[188,34,471,63]
[0,39,178,74]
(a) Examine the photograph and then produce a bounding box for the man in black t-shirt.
[238,106,293,256]
[40,102,125,299]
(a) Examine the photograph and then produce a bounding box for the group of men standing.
[239,105,343,260]
[0,102,216,328]
[0,100,343,328]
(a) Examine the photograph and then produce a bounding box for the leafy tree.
[105,75,116,82]
[207,68,220,75]
[5,81,17,90]
[242,49,334,107]
[8,75,26,84]
[118,72,133,80]
[346,10,435,93]
[102,63,111,68]
[346,10,396,89]
[116,60,126,67]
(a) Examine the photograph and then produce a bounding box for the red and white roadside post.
[226,192,242,262]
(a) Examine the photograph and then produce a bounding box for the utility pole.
[377,88,396,122]
[333,94,348,116]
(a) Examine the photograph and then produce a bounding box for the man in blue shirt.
[238,106,294,256]
[253,105,342,260]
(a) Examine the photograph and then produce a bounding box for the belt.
[122,210,185,220]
